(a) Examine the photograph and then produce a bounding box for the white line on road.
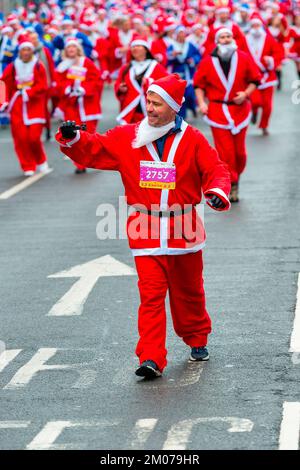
[0,170,53,200]
[279,402,300,450]
[290,273,300,353]
[0,349,22,373]
[129,419,158,449]
[26,420,119,450]
[162,417,254,450]
[0,421,31,429]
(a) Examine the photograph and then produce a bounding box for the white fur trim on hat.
[250,18,263,25]
[215,27,233,42]
[65,39,80,47]
[147,84,182,112]
[1,26,13,34]
[131,39,149,49]
[216,7,230,14]
[19,41,35,50]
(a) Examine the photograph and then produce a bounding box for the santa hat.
[215,7,231,14]
[1,25,13,34]
[6,14,19,25]
[65,37,80,48]
[130,38,150,49]
[62,18,74,26]
[215,27,233,42]
[147,74,187,113]
[18,37,35,50]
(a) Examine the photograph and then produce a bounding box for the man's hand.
[199,102,208,115]
[60,120,77,139]
[233,91,247,105]
[207,194,226,209]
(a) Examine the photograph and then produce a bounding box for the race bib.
[67,66,87,81]
[16,75,33,89]
[139,160,176,190]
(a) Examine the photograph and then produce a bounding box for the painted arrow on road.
[47,255,136,316]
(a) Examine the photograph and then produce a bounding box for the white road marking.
[162,417,254,450]
[0,349,22,373]
[0,421,31,429]
[290,273,300,353]
[26,420,119,450]
[4,348,74,389]
[47,255,136,316]
[129,419,158,449]
[0,170,53,200]
[279,402,300,450]
[3,348,103,389]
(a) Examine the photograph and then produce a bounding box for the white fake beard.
[218,41,238,60]
[250,27,264,38]
[132,117,175,149]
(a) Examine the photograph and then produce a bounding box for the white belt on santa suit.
[130,204,194,218]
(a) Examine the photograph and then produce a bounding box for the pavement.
[0,62,299,451]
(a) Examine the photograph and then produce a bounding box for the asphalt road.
[0,62,299,451]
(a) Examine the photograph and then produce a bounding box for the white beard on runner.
[132,117,175,149]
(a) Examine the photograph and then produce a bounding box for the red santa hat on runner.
[65,37,81,48]
[215,27,233,42]
[147,74,187,113]
[130,37,150,50]
[6,14,19,25]
[18,36,35,50]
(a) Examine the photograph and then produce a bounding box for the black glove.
[60,120,77,139]
[207,194,226,209]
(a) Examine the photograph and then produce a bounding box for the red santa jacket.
[1,57,47,125]
[289,26,300,59]
[194,50,262,134]
[114,60,168,124]
[55,56,103,121]
[243,31,282,89]
[56,120,231,256]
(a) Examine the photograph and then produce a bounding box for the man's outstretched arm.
[56,120,121,171]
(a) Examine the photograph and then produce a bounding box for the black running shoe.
[135,360,162,378]
[189,347,209,362]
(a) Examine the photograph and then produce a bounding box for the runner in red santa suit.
[55,38,103,174]
[108,16,135,80]
[288,12,300,81]
[202,6,247,55]
[194,28,261,202]
[244,18,282,135]
[55,74,231,378]
[1,38,49,176]
[114,38,168,125]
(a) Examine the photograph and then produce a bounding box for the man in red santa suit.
[1,38,49,176]
[108,16,135,79]
[202,6,247,55]
[194,28,261,202]
[55,74,231,378]
[54,37,103,173]
[114,38,167,125]
[243,18,282,135]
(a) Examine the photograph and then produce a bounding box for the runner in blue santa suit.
[167,26,201,118]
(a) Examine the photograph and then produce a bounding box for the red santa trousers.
[11,121,47,172]
[134,251,212,372]
[250,87,274,130]
[211,126,247,184]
